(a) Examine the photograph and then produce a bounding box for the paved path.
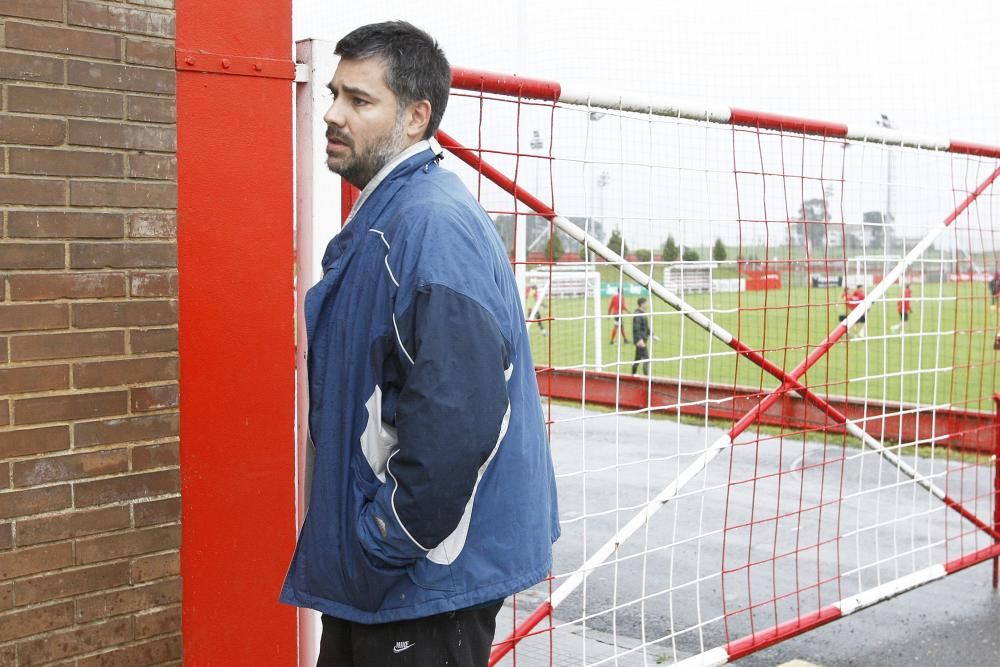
[493,403,998,666]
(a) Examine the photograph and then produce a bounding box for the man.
[847,284,867,339]
[631,297,651,375]
[280,22,560,666]
[990,271,1000,310]
[526,284,548,336]
[891,283,912,332]
[608,287,629,344]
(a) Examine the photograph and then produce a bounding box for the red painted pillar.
[176,1,297,663]
[993,394,1000,589]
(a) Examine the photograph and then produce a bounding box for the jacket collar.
[343,137,444,227]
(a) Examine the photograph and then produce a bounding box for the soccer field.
[529,280,1000,412]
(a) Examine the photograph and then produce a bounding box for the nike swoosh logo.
[393,642,415,654]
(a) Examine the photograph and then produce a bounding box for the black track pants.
[317,600,503,667]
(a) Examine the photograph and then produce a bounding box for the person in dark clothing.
[280,21,559,667]
[631,297,650,375]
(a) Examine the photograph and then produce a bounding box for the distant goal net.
[437,68,1000,666]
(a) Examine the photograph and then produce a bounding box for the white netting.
[440,74,1000,666]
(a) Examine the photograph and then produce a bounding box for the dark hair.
[335,21,451,139]
[637,297,647,306]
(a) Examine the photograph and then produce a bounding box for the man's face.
[324,57,408,189]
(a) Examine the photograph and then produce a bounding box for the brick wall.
[1,1,180,664]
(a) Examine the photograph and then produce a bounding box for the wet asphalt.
[738,561,1000,667]
[535,403,999,666]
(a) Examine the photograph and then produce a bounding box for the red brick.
[16,562,131,606]
[130,551,179,583]
[75,469,179,507]
[8,210,123,239]
[74,357,177,389]
[127,152,176,180]
[75,413,178,447]
[0,542,74,579]
[9,147,125,178]
[70,180,176,208]
[13,390,129,426]
[7,85,124,119]
[130,327,176,353]
[0,243,65,270]
[126,95,175,124]
[70,242,176,269]
[68,58,175,94]
[133,496,179,528]
[0,177,66,205]
[0,465,8,490]
[125,38,174,68]
[0,601,75,643]
[72,300,177,328]
[0,425,70,459]
[0,51,65,84]
[13,449,128,487]
[76,577,180,622]
[5,22,121,60]
[16,506,130,547]
[8,272,127,301]
[10,330,125,362]
[130,384,178,412]
[0,523,12,550]
[77,634,182,667]
[0,0,64,21]
[134,605,180,639]
[68,118,175,151]
[75,524,180,565]
[0,115,65,145]
[68,0,175,38]
[0,401,9,426]
[0,365,70,395]
[0,583,11,611]
[132,440,179,470]
[0,303,69,332]
[130,271,178,297]
[128,211,175,237]
[0,485,72,519]
[17,616,131,666]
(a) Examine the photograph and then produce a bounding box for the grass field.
[529,280,1000,412]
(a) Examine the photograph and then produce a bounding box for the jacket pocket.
[340,489,407,612]
[407,556,456,593]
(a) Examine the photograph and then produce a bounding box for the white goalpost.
[526,266,603,370]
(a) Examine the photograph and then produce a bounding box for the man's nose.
[323,97,345,128]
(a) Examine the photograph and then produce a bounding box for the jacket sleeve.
[356,282,512,567]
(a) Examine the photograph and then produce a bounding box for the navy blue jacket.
[280,140,560,623]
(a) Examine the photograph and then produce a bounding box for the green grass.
[530,281,1000,411]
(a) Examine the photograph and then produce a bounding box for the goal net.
[438,68,1000,666]
[525,266,604,370]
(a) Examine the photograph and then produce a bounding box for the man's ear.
[405,100,432,141]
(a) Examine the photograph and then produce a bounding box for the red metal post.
[993,394,1000,588]
[341,181,360,224]
[176,0,297,663]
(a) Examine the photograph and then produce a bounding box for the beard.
[327,115,407,189]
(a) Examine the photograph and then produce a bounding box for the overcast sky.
[295,0,998,143]
[294,1,999,250]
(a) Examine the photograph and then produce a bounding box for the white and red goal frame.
[437,68,1000,666]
